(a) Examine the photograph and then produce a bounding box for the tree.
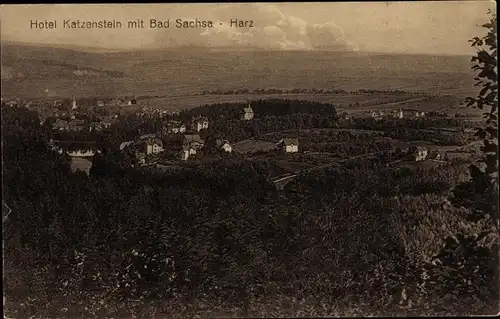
[455,10,498,227]
[419,11,500,315]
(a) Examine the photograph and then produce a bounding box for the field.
[106,93,482,121]
[136,93,417,112]
[1,42,477,99]
[232,139,277,154]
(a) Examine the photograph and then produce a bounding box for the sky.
[0,1,496,55]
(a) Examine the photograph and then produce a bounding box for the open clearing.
[232,139,277,154]
[135,93,417,113]
[70,157,93,174]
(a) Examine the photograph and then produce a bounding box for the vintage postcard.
[1,2,498,318]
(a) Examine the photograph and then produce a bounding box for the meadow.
[2,42,477,100]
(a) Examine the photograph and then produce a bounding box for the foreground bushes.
[3,105,497,317]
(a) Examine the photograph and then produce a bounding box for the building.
[216,139,232,153]
[393,109,404,119]
[92,121,112,131]
[5,101,19,107]
[50,140,99,157]
[135,152,147,166]
[409,146,429,161]
[134,134,164,155]
[183,134,205,150]
[179,144,199,161]
[71,96,77,110]
[413,111,425,118]
[138,134,157,141]
[191,116,209,132]
[165,120,186,134]
[144,138,164,155]
[278,138,299,153]
[241,103,254,121]
[339,112,350,121]
[371,110,384,121]
[119,141,135,151]
[431,151,447,161]
[181,145,191,161]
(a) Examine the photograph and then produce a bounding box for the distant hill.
[1,41,477,99]
[1,42,126,81]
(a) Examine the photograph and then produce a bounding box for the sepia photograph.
[1,1,498,317]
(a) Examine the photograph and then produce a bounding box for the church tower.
[71,96,77,110]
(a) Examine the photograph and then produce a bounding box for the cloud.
[305,22,350,50]
[152,4,355,51]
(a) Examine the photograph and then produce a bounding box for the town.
[1,92,479,192]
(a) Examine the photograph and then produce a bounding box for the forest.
[197,88,433,96]
[2,102,498,317]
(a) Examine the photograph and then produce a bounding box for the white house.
[371,110,384,121]
[278,138,299,153]
[165,120,186,134]
[394,109,404,119]
[241,103,254,121]
[413,111,425,118]
[191,116,209,132]
[180,145,196,160]
[216,139,232,153]
[410,146,428,161]
[145,138,164,155]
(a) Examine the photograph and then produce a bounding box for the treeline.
[180,99,338,120]
[261,130,394,157]
[347,116,475,131]
[384,129,472,146]
[343,117,475,146]
[204,114,336,143]
[198,88,433,96]
[180,99,338,143]
[295,161,468,199]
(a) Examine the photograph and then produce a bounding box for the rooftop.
[119,141,134,150]
[281,138,299,146]
[216,139,230,147]
[138,134,157,140]
[184,134,203,143]
[192,116,209,122]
